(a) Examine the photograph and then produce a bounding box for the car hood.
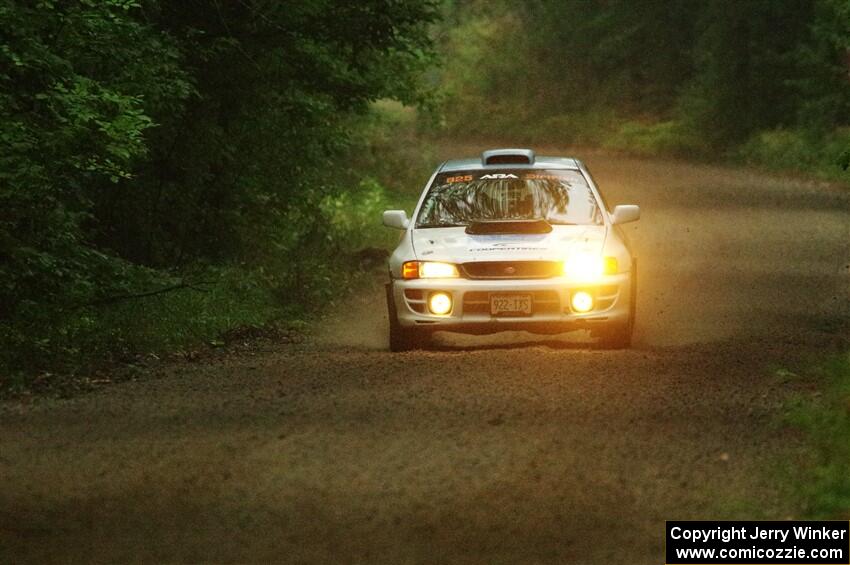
[411,225,607,263]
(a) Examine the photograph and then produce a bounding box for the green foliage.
[780,353,850,517]
[433,0,697,143]
[738,128,850,180]
[603,121,707,157]
[322,178,400,253]
[0,267,280,380]
[102,0,438,268]
[0,1,190,320]
[436,5,534,140]
[793,0,850,131]
[349,100,441,197]
[534,112,620,147]
[434,0,850,172]
[0,0,439,384]
[676,1,813,147]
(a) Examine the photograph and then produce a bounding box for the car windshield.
[416,169,603,228]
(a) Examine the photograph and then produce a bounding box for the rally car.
[382,148,640,351]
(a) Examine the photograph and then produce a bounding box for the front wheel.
[386,283,429,352]
[596,260,636,349]
[596,321,633,349]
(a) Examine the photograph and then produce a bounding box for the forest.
[2,0,849,387]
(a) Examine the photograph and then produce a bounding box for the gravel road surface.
[2,153,849,564]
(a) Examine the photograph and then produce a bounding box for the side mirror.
[382,210,409,230]
[611,205,640,225]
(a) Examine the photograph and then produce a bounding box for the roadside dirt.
[2,152,849,564]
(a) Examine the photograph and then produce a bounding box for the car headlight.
[402,261,460,279]
[563,252,618,281]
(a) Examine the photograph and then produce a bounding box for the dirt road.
[2,153,849,564]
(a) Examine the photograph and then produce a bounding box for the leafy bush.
[322,178,400,253]
[0,267,278,381]
[738,128,850,180]
[0,170,404,389]
[350,100,440,196]
[603,120,707,157]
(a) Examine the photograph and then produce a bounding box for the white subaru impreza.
[382,148,640,351]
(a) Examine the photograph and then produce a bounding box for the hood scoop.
[465,219,553,235]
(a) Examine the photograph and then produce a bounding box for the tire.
[596,260,637,349]
[596,321,632,349]
[386,283,429,352]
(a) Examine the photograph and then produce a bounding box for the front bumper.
[390,273,631,334]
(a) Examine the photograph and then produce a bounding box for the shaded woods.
[0,1,437,382]
[2,0,849,384]
[436,0,850,169]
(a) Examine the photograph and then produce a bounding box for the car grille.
[460,261,562,279]
[462,290,561,315]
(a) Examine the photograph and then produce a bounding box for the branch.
[81,280,214,309]
[213,0,261,71]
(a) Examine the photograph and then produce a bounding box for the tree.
[0,0,438,374]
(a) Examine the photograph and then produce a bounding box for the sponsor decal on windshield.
[469,247,546,252]
[444,171,573,183]
[523,173,567,180]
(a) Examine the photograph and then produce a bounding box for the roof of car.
[438,151,582,173]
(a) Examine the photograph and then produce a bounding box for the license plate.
[490,293,532,317]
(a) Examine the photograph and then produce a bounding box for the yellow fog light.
[428,292,452,315]
[571,291,593,313]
